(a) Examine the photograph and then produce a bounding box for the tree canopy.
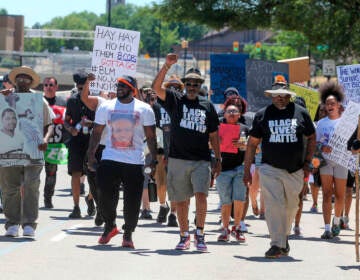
[157,0,360,58]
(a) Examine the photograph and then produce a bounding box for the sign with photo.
[0,92,44,167]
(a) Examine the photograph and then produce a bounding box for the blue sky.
[1,0,157,27]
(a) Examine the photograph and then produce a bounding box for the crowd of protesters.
[0,52,358,258]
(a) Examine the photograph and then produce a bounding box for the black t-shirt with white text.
[158,89,219,161]
[250,102,315,173]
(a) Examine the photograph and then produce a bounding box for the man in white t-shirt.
[87,75,157,249]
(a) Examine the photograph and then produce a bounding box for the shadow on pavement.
[235,255,302,262]
[0,236,36,243]
[338,265,360,271]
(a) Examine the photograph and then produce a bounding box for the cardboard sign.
[90,25,141,93]
[289,84,319,120]
[0,92,44,167]
[246,59,289,112]
[325,101,360,172]
[219,123,240,153]
[210,54,249,104]
[337,64,360,105]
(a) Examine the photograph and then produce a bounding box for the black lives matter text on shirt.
[250,102,315,173]
[158,89,219,161]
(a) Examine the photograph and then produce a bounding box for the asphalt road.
[0,164,359,279]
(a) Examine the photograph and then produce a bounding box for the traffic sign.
[322,59,336,76]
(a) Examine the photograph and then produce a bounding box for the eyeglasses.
[16,77,32,83]
[44,84,54,87]
[185,82,200,87]
[225,109,240,114]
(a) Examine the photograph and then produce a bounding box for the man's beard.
[117,91,131,100]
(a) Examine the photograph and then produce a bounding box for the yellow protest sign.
[290,84,319,120]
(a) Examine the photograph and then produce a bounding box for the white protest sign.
[337,64,360,104]
[325,101,360,172]
[90,25,140,93]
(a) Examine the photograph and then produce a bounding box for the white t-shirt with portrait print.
[95,98,155,165]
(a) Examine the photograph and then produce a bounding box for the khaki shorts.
[167,157,211,202]
[154,155,167,186]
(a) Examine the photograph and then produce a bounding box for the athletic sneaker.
[85,195,96,217]
[331,224,341,237]
[231,226,246,243]
[122,238,135,249]
[310,205,318,213]
[321,230,333,239]
[217,227,230,242]
[194,233,208,252]
[5,225,19,237]
[167,213,178,227]
[23,225,35,237]
[240,223,248,233]
[139,209,152,220]
[265,245,282,258]
[340,216,349,230]
[68,205,81,219]
[98,226,119,244]
[175,234,190,250]
[293,226,301,236]
[156,203,170,223]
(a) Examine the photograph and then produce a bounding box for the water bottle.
[239,131,247,151]
[148,177,158,202]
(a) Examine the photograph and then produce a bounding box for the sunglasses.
[225,109,240,114]
[185,82,200,87]
[16,77,32,83]
[272,83,289,90]
[44,84,55,87]
[271,93,287,98]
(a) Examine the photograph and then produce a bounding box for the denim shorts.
[216,165,247,204]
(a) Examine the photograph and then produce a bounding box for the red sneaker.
[98,227,119,244]
[231,226,246,243]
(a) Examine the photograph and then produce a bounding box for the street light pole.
[107,0,111,27]
[181,39,188,77]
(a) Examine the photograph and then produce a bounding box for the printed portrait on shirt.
[109,111,139,149]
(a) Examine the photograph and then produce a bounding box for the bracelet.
[163,63,170,70]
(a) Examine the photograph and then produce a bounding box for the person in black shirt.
[64,71,95,219]
[243,81,316,258]
[152,54,221,252]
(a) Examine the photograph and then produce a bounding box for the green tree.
[157,0,360,58]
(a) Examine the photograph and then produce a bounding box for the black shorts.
[67,136,89,175]
[312,170,321,187]
[347,171,355,188]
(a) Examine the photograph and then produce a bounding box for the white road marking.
[50,223,83,242]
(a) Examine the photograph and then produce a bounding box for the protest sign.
[325,101,360,172]
[210,54,248,104]
[337,64,360,105]
[0,92,44,167]
[289,84,319,120]
[90,25,140,93]
[246,59,289,112]
[219,123,240,154]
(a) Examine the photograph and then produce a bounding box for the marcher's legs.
[44,162,57,208]
[22,166,42,229]
[71,171,82,206]
[177,200,189,234]
[321,175,334,225]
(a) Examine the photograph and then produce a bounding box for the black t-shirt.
[65,93,95,142]
[153,102,172,157]
[221,121,250,171]
[250,102,315,173]
[158,89,219,161]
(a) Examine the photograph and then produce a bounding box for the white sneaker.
[23,225,35,237]
[5,225,19,237]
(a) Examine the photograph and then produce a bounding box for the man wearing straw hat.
[0,66,53,238]
[243,79,316,258]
